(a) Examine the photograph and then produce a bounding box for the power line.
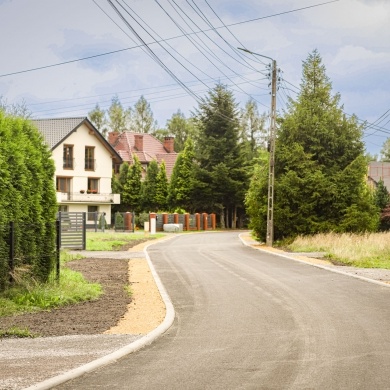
[0,0,339,78]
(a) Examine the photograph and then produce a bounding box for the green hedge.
[0,112,58,290]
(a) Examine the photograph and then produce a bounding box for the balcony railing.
[56,192,120,204]
[63,158,74,169]
[84,158,96,171]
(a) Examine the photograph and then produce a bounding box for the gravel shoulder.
[0,239,167,390]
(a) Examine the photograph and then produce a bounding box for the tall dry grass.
[288,232,390,269]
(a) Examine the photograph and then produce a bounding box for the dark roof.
[31,117,122,163]
[31,117,86,149]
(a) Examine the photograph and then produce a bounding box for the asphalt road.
[55,232,390,390]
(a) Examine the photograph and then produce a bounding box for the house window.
[63,145,74,169]
[56,177,72,193]
[85,146,95,171]
[88,205,98,221]
[88,178,99,193]
[58,205,68,213]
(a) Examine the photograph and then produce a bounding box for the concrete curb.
[23,238,176,390]
[238,233,390,289]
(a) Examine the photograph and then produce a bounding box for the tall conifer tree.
[194,84,246,227]
[246,50,378,240]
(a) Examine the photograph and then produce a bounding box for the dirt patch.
[0,258,131,337]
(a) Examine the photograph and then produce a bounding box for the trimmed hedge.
[0,112,58,290]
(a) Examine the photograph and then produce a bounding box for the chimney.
[108,131,120,146]
[164,136,175,153]
[134,134,144,151]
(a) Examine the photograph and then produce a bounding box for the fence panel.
[156,214,164,231]
[0,221,60,292]
[57,212,86,250]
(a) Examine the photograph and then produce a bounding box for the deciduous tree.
[107,95,131,133]
[88,104,107,137]
[132,95,156,133]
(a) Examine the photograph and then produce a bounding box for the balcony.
[84,158,96,171]
[56,192,120,204]
[63,158,74,170]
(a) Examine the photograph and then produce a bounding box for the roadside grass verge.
[0,326,37,338]
[86,231,166,251]
[0,254,102,318]
[287,232,390,269]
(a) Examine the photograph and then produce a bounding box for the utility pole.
[237,48,277,246]
[266,59,277,247]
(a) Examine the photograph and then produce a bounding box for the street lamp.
[238,47,277,247]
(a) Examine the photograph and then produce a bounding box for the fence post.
[195,213,201,230]
[184,213,190,231]
[211,213,216,230]
[82,212,86,250]
[9,221,15,283]
[150,213,157,234]
[162,213,168,227]
[56,219,61,281]
[203,213,208,231]
[94,211,98,232]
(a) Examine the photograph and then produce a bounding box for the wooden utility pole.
[237,48,277,246]
[266,60,277,247]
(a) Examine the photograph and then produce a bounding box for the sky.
[1,0,389,156]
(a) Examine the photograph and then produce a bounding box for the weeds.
[0,326,36,339]
[287,232,390,269]
[0,267,101,317]
[86,232,165,251]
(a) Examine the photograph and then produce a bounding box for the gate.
[57,212,86,250]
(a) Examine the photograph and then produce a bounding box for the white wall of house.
[52,123,118,224]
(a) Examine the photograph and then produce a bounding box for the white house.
[32,117,122,225]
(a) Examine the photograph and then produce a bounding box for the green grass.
[287,232,390,269]
[0,231,165,318]
[0,326,36,339]
[86,231,166,251]
[0,264,102,317]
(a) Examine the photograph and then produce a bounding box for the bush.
[0,112,57,291]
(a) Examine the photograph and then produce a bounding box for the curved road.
[57,232,390,389]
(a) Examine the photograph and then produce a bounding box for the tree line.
[108,85,267,228]
[102,50,390,238]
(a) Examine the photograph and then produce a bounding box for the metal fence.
[57,212,86,250]
[0,220,60,292]
[112,212,135,232]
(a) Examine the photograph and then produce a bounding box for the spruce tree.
[141,160,159,212]
[194,84,247,226]
[155,160,169,210]
[247,50,378,240]
[169,138,198,212]
[122,156,143,213]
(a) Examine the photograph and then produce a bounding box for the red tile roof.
[109,132,178,178]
